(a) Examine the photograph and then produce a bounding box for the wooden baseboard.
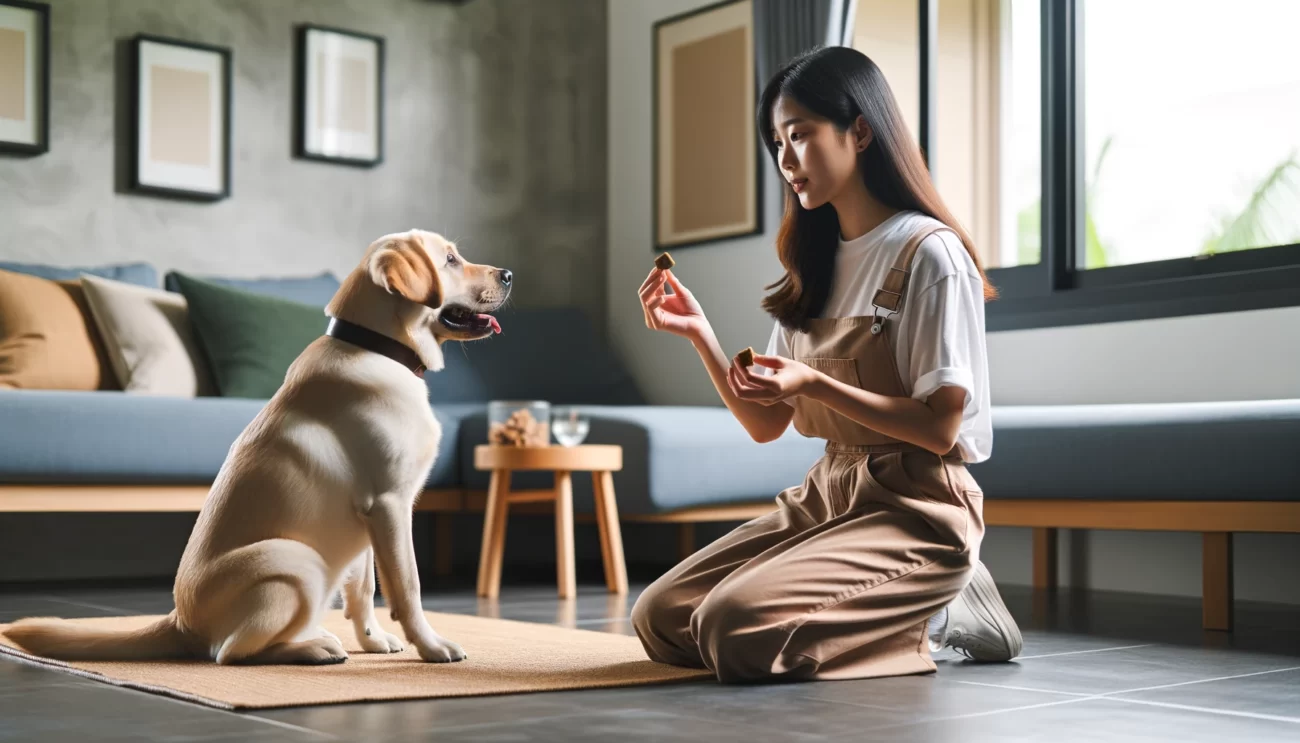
[5,487,1299,535]
[0,485,466,513]
[983,500,1300,533]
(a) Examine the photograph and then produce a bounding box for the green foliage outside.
[1013,138,1300,268]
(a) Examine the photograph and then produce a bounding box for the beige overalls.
[632,224,985,684]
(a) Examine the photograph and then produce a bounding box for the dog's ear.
[369,234,443,308]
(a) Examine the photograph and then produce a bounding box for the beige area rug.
[0,610,712,710]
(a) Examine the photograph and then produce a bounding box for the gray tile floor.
[1,574,1297,742]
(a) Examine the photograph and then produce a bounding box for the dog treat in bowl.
[654,252,674,270]
[735,346,755,367]
[487,401,550,447]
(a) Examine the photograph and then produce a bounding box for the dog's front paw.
[358,627,404,654]
[416,636,466,663]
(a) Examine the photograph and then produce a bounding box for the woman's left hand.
[727,353,821,406]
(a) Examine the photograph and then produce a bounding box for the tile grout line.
[954,665,1300,700]
[1102,665,1300,696]
[1014,643,1155,660]
[59,675,338,740]
[1106,697,1300,725]
[950,680,1094,697]
[874,666,1300,733]
[40,596,137,614]
[862,694,1103,733]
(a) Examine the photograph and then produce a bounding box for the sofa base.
[4,485,1297,632]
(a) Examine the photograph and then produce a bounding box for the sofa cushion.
[0,389,479,489]
[169,272,328,399]
[430,306,644,406]
[80,274,217,397]
[0,270,117,391]
[164,270,340,306]
[458,405,827,515]
[0,260,157,288]
[967,400,1300,501]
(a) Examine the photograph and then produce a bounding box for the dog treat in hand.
[735,346,755,367]
[654,252,675,270]
[488,407,548,447]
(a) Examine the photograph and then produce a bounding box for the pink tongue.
[481,315,502,334]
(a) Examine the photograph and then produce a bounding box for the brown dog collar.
[325,317,426,377]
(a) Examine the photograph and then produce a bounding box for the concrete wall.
[607,0,1300,605]
[0,0,607,320]
[0,0,608,583]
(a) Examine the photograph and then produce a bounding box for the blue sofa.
[0,263,826,518]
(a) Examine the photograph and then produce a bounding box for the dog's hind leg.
[206,539,342,666]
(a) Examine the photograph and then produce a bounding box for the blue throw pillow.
[164,270,341,307]
[0,260,157,287]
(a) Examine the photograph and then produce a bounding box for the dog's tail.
[3,611,194,661]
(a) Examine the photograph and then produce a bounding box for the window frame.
[924,0,1300,331]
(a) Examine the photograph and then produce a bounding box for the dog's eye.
[446,253,458,266]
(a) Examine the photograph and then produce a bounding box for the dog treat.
[735,346,755,367]
[654,252,675,270]
[488,407,548,447]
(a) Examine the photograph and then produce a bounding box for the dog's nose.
[498,269,512,287]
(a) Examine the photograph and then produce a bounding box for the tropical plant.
[1015,134,1116,268]
[1199,152,1300,256]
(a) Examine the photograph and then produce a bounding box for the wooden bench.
[4,485,1297,631]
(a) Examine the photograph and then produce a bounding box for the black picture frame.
[0,0,50,156]
[128,34,232,201]
[293,24,385,168]
[651,0,764,252]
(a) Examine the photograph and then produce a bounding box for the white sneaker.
[932,561,1023,662]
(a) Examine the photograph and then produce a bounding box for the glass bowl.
[550,406,590,447]
[487,400,551,447]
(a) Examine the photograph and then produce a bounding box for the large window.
[859,0,1300,329]
[1080,0,1300,270]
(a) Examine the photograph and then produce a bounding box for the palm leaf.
[1201,153,1300,255]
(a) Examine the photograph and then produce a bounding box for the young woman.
[631,46,1022,684]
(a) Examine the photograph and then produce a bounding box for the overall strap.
[870,223,953,333]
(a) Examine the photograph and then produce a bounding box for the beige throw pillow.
[80,273,216,397]
[0,269,116,390]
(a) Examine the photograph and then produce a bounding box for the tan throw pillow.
[0,269,117,391]
[79,273,216,397]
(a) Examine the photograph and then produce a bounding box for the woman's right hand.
[639,267,709,343]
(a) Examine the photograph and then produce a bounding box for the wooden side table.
[473,444,626,599]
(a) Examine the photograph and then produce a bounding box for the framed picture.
[294,24,384,167]
[129,34,231,200]
[652,0,762,251]
[0,0,49,155]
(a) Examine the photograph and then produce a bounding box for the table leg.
[477,469,511,598]
[592,472,612,587]
[593,470,628,594]
[555,470,576,599]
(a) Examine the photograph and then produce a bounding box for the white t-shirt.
[761,210,993,463]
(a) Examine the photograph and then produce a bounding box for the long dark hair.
[757,46,997,332]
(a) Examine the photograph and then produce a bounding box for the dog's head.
[328,229,511,370]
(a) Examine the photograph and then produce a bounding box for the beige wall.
[852,0,921,140]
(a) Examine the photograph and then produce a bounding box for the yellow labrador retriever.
[7,229,510,665]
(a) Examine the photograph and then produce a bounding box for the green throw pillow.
[170,272,328,399]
